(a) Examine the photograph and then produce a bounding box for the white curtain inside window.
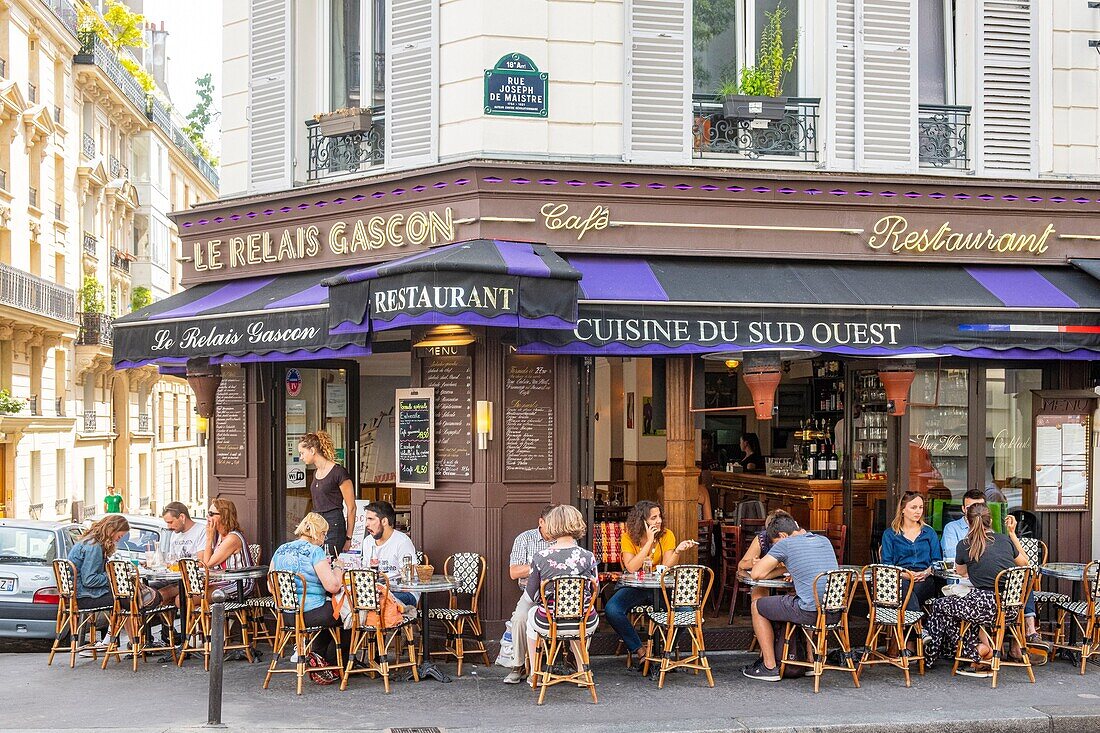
[330,0,362,110]
[918,0,948,104]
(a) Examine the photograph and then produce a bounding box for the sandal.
[306,652,338,685]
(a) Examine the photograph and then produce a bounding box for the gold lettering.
[246,233,262,264]
[540,202,610,240]
[428,208,454,243]
[406,211,429,245]
[304,225,320,257]
[352,218,370,251]
[367,216,386,249]
[208,240,223,270]
[277,230,296,261]
[867,215,904,251]
[228,236,246,268]
[867,216,1056,258]
[261,232,277,263]
[328,222,347,255]
[386,214,405,247]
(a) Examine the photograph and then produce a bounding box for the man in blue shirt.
[941,488,986,561]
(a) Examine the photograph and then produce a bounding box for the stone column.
[661,357,699,563]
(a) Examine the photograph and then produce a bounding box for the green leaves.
[80,276,105,315]
[724,3,798,98]
[131,286,153,312]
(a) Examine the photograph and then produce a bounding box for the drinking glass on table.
[641,558,653,577]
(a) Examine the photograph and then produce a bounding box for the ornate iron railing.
[139,496,149,511]
[0,58,6,78]
[54,202,62,220]
[28,187,37,208]
[40,0,79,36]
[28,394,39,416]
[137,412,150,432]
[74,32,147,113]
[82,410,98,433]
[306,111,386,181]
[692,96,820,162]
[29,503,43,520]
[109,155,120,178]
[82,231,97,257]
[110,248,131,273]
[55,397,65,416]
[77,311,113,346]
[55,498,69,515]
[0,262,76,322]
[146,96,172,135]
[28,83,37,104]
[171,126,219,189]
[374,52,386,95]
[918,104,971,170]
[82,132,95,159]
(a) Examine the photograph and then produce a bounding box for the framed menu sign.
[214,368,247,477]
[504,354,555,482]
[396,388,435,490]
[1032,391,1096,512]
[422,356,473,481]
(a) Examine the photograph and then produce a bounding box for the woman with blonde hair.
[298,431,355,555]
[270,512,348,676]
[198,497,254,599]
[880,491,942,612]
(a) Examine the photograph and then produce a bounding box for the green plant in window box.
[718,4,797,121]
[131,286,153,312]
[313,107,374,138]
[0,389,26,416]
[80,276,105,315]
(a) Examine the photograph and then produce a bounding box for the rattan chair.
[340,568,419,691]
[642,564,715,689]
[778,567,861,693]
[1018,537,1066,642]
[427,552,491,676]
[47,559,110,667]
[100,560,178,671]
[952,565,1036,688]
[530,575,598,705]
[1053,560,1100,675]
[858,564,925,686]
[176,558,256,669]
[262,570,343,695]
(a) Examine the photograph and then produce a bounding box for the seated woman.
[738,433,766,472]
[523,504,599,683]
[922,504,1029,676]
[197,498,254,600]
[737,509,793,605]
[270,513,348,673]
[880,491,942,612]
[69,514,131,611]
[604,500,696,665]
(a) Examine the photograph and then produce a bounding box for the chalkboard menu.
[423,356,473,481]
[395,388,435,490]
[504,354,555,481]
[214,369,247,477]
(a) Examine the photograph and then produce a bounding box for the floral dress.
[525,544,599,634]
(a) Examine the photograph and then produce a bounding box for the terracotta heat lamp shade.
[186,374,222,419]
[743,368,783,421]
[878,369,916,416]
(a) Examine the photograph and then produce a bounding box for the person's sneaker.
[956,665,993,678]
[78,643,109,658]
[741,659,781,682]
[503,669,525,684]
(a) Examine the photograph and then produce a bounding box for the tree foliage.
[79,0,147,52]
[80,276,105,314]
[131,286,153,312]
[731,4,797,98]
[183,74,219,167]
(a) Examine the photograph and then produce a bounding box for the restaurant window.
[328,0,384,110]
[693,0,799,97]
[917,0,955,104]
[984,368,1042,512]
[909,367,969,498]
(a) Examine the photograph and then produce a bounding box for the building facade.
[0,0,217,520]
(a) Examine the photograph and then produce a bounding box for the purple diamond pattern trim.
[230,214,241,221]
[954,193,970,200]
[392,188,407,196]
[351,194,366,201]
[484,176,503,183]
[433,182,448,189]
[567,180,585,187]
[247,212,258,218]
[1074,197,1089,204]
[830,189,847,196]
[511,178,531,185]
[648,183,666,189]
[622,182,639,188]
[1027,196,1043,203]
[700,184,719,191]
[412,186,426,193]
[198,219,209,225]
[1002,194,1018,201]
[455,178,471,185]
[538,178,557,185]
[978,194,994,201]
[929,193,945,199]
[805,188,822,195]
[727,185,744,192]
[214,216,225,223]
[1050,196,1066,203]
[779,187,796,194]
[855,190,873,197]
[752,186,770,193]
[316,201,328,208]
[880,191,896,198]
[594,180,613,187]
[183,221,192,227]
[674,184,693,190]
[905,192,922,198]
[333,197,346,204]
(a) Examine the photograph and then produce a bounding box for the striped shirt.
[767,532,839,612]
[510,528,553,590]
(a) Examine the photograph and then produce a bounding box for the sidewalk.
[6,649,1100,733]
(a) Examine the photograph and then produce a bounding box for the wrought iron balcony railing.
[29,503,43,520]
[55,397,65,416]
[74,32,147,113]
[82,410,98,433]
[82,132,95,159]
[54,202,62,220]
[110,248,131,273]
[306,109,386,181]
[39,0,79,36]
[0,58,6,78]
[171,126,220,189]
[77,311,113,346]
[137,412,150,432]
[146,96,172,135]
[28,394,39,416]
[918,104,971,170]
[109,155,120,178]
[692,96,820,162]
[82,231,97,257]
[55,498,69,515]
[28,83,37,104]
[0,262,76,322]
[28,187,37,209]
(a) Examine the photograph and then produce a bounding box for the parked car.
[84,514,170,560]
[0,519,84,639]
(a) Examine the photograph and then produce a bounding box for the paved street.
[5,645,1100,733]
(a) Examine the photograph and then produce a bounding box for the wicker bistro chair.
[262,570,344,695]
[340,568,419,691]
[778,567,861,693]
[100,560,179,671]
[642,564,715,689]
[176,558,256,669]
[426,553,491,676]
[47,559,110,667]
[858,564,925,686]
[952,565,1036,688]
[1018,538,1067,642]
[1053,561,1100,675]
[530,575,599,705]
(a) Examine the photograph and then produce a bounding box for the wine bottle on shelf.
[815,442,829,480]
[827,441,839,480]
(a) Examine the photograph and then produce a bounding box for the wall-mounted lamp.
[476,400,493,450]
[196,415,209,434]
[414,325,476,349]
[724,358,741,371]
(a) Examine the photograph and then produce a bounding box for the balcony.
[82,231,97,258]
[0,262,76,323]
[55,397,65,416]
[306,109,386,182]
[28,187,38,209]
[137,412,150,432]
[28,394,39,416]
[29,503,43,520]
[109,155,120,178]
[74,32,148,114]
[692,96,820,163]
[28,83,37,104]
[170,126,219,189]
[110,248,131,274]
[918,104,971,170]
[39,0,79,36]
[54,498,68,515]
[145,96,171,135]
[54,202,62,220]
[77,311,113,346]
[82,132,95,159]
[82,410,98,433]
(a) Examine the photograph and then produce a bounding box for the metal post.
[207,590,226,726]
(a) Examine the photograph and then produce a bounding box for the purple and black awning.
[518,256,1100,359]
[322,239,581,334]
[111,268,371,369]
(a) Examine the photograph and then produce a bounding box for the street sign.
[484,53,548,118]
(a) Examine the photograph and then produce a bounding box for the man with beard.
[363,501,419,606]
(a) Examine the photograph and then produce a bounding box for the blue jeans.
[605,586,651,654]
[393,591,418,607]
[1024,592,1035,619]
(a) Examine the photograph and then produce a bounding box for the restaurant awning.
[517,256,1100,359]
[112,268,371,369]
[323,239,582,335]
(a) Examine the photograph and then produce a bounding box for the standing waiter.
[297,431,355,556]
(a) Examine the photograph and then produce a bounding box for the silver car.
[0,520,84,638]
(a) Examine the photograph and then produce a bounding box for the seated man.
[941,488,986,562]
[363,501,419,607]
[155,502,208,604]
[503,505,554,684]
[743,515,838,682]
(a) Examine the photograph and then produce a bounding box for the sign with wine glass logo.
[395,388,435,490]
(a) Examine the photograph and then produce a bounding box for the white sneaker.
[290,652,299,663]
[78,643,109,658]
[503,669,525,684]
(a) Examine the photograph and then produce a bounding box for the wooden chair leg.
[951,621,969,677]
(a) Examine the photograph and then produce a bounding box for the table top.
[931,562,964,582]
[619,572,668,589]
[139,565,269,582]
[737,570,793,589]
[393,575,457,593]
[1040,562,1097,581]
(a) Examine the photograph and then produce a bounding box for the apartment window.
[328,0,385,110]
[30,346,42,414]
[917,0,955,104]
[83,457,96,509]
[30,450,42,507]
[693,0,800,97]
[54,349,66,414]
[54,252,65,287]
[56,449,67,502]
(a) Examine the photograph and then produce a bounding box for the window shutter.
[832,0,858,166]
[248,0,292,192]
[625,0,690,163]
[386,0,437,169]
[978,0,1035,174]
[856,0,917,170]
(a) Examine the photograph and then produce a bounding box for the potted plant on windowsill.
[314,107,374,137]
[718,3,797,122]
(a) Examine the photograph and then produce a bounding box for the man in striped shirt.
[502,505,555,684]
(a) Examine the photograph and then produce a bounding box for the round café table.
[1040,563,1097,661]
[394,574,458,683]
[737,571,794,590]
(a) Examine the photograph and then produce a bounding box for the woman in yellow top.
[606,500,696,662]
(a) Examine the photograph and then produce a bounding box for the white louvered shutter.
[386,0,437,169]
[831,0,858,167]
[978,0,1035,174]
[856,0,917,170]
[248,0,293,192]
[625,0,690,164]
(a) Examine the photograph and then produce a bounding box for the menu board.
[1034,414,1090,511]
[422,356,473,481]
[504,354,555,482]
[395,388,435,490]
[214,370,247,477]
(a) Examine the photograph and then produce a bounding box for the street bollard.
[208,589,226,726]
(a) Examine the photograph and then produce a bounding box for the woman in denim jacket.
[68,514,130,609]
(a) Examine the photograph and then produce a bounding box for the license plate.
[0,578,14,592]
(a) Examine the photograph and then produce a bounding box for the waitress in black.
[298,431,355,556]
[738,432,766,471]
